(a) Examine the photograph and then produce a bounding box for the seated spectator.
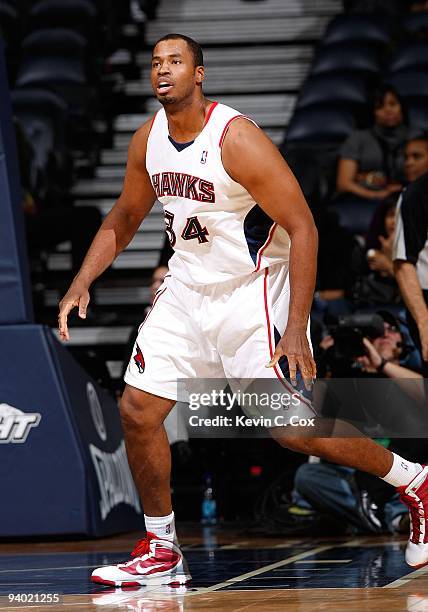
[336,85,419,202]
[365,196,397,278]
[404,134,428,183]
[349,196,401,307]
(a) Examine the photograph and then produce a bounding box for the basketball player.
[58,35,428,586]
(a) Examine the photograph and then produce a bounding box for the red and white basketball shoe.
[398,465,428,568]
[91,533,192,587]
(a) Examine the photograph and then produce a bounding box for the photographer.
[287,312,424,534]
[318,311,421,380]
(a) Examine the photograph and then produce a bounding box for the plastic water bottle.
[201,474,217,525]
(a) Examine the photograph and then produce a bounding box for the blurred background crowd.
[2,0,428,536]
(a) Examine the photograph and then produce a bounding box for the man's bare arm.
[395,261,428,325]
[58,120,156,340]
[222,119,318,384]
[394,260,428,361]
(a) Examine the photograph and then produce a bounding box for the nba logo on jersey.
[200,150,208,164]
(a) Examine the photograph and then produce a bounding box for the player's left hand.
[266,326,316,390]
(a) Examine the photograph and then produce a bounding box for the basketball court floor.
[1,527,428,611]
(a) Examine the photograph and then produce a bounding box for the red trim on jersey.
[263,269,314,412]
[203,101,218,128]
[255,223,277,272]
[218,114,256,148]
[148,111,158,135]
[137,287,167,334]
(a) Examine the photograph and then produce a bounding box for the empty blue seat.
[403,11,428,36]
[387,70,428,100]
[29,0,97,35]
[19,29,86,58]
[311,44,380,77]
[286,108,355,144]
[323,15,390,46]
[296,74,367,110]
[328,197,377,235]
[17,29,87,84]
[16,57,86,87]
[15,30,88,110]
[408,101,428,132]
[388,42,428,73]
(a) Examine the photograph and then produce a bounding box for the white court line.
[220,542,251,550]
[190,544,335,595]
[295,559,351,564]
[273,568,330,572]
[383,564,428,588]
[251,575,311,579]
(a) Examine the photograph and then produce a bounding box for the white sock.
[144,511,176,542]
[381,453,422,488]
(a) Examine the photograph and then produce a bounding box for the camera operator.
[284,312,425,536]
[319,311,422,384]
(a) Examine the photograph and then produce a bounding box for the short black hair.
[153,33,204,68]
[406,134,428,148]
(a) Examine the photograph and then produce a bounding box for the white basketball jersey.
[146,102,290,285]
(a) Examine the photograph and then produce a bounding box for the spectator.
[336,85,418,202]
[365,197,398,277]
[350,196,401,307]
[404,135,428,183]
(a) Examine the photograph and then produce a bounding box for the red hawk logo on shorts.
[133,343,145,373]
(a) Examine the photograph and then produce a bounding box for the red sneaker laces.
[130,532,156,558]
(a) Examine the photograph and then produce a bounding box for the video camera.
[329,313,385,361]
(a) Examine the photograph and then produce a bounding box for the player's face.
[405,140,428,182]
[151,40,204,106]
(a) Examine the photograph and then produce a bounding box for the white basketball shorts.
[124,263,313,413]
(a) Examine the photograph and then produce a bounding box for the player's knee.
[119,394,159,433]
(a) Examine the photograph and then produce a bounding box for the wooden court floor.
[1,527,428,611]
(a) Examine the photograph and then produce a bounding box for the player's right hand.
[58,281,90,341]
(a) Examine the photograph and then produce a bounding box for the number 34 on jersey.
[164,210,210,247]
